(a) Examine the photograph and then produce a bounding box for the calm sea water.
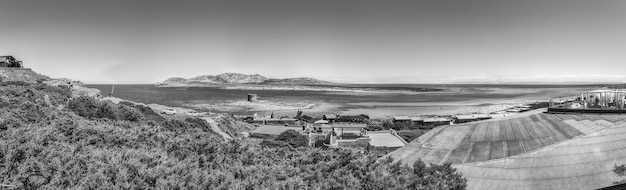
[86,84,589,117]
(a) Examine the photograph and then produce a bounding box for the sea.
[86,84,594,118]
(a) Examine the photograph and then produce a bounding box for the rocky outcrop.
[157,73,332,87]
[0,67,50,83]
[44,78,100,97]
[0,68,100,97]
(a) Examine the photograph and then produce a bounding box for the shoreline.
[90,85,587,120]
[154,83,447,95]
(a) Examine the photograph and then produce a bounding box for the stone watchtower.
[247,94,258,102]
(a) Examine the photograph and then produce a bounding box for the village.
[199,93,542,153]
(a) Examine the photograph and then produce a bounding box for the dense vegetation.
[0,81,466,189]
[397,130,428,142]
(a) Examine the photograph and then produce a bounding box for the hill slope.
[386,110,626,189]
[156,73,333,87]
[0,68,467,189]
[0,68,50,83]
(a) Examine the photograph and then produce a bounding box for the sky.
[1,0,625,84]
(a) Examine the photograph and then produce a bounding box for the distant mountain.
[156,73,334,87]
[187,73,267,84]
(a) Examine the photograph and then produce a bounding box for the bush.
[66,96,100,118]
[67,97,153,122]
[117,103,142,122]
[397,130,427,142]
[275,130,309,148]
[381,120,437,131]
[97,101,118,120]
[336,115,369,123]
[260,139,291,148]
[0,81,468,189]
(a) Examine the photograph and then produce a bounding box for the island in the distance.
[156,73,440,93]
[156,73,334,86]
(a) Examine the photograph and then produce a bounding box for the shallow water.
[87,84,588,118]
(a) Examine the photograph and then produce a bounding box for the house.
[250,118,265,124]
[423,117,452,126]
[322,114,338,122]
[0,56,22,68]
[392,116,411,124]
[410,117,424,125]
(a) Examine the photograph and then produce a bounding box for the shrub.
[0,81,469,189]
[336,115,369,123]
[275,130,309,148]
[66,96,100,118]
[136,104,164,122]
[397,130,427,142]
[117,103,142,122]
[260,139,291,148]
[97,101,118,120]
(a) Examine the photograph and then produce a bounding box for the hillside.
[0,67,50,83]
[156,73,334,87]
[0,68,466,189]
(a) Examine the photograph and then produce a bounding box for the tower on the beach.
[248,94,258,102]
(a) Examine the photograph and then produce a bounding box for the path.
[202,117,233,140]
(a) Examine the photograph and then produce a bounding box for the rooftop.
[368,133,406,147]
[423,117,451,122]
[392,116,410,121]
[409,117,424,121]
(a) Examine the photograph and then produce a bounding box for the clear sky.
[1,0,625,84]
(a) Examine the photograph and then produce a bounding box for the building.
[409,117,424,125]
[454,114,491,123]
[549,89,626,113]
[322,114,338,122]
[0,56,22,68]
[247,94,258,102]
[423,117,452,126]
[392,116,411,124]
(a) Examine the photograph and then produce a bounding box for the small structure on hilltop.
[247,94,258,102]
[0,55,23,68]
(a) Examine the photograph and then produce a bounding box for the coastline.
[155,83,446,94]
[87,84,587,120]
